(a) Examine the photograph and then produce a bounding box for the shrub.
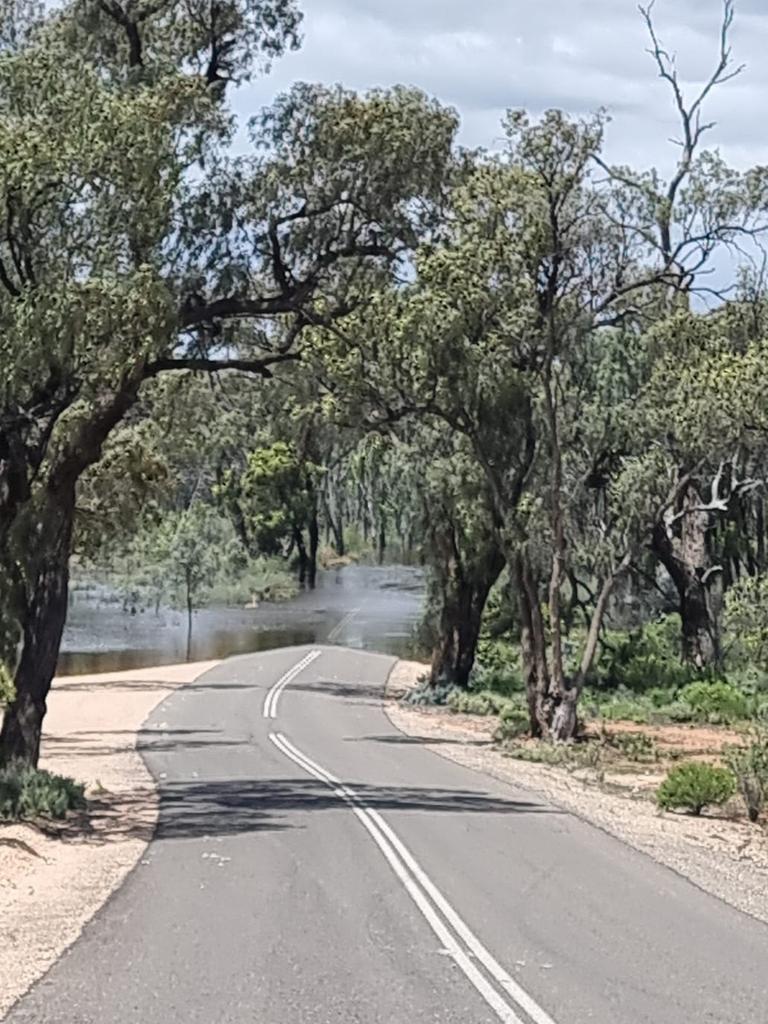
[469,654,524,697]
[656,762,735,816]
[583,688,653,724]
[678,680,749,724]
[724,732,768,823]
[598,616,697,693]
[654,700,695,724]
[447,689,517,717]
[448,690,494,715]
[503,742,575,766]
[607,731,658,763]
[493,704,530,742]
[0,764,86,821]
[403,681,454,707]
[724,575,768,669]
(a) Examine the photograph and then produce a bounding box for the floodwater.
[57,564,426,676]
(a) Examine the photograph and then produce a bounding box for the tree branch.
[143,353,299,379]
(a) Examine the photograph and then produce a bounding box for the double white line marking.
[269,731,558,1024]
[262,650,321,719]
[327,608,359,643]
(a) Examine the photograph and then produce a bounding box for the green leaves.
[217,441,319,556]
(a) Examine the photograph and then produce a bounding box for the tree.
[217,440,321,585]
[0,0,458,764]
[165,504,220,657]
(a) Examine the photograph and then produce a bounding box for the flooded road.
[58,565,425,675]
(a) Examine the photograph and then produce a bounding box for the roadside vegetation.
[402,605,768,825]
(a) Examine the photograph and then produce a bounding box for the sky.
[238,0,768,175]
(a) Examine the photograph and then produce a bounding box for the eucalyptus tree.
[315,0,767,739]
[0,0,457,764]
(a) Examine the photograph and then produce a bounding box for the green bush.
[678,680,749,724]
[583,688,654,724]
[0,764,86,821]
[493,703,531,742]
[403,681,454,707]
[470,650,524,697]
[598,616,697,694]
[656,762,735,816]
[654,700,695,723]
[607,731,658,762]
[502,742,575,766]
[724,732,768,823]
[447,689,516,717]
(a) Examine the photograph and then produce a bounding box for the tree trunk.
[307,509,319,590]
[652,501,720,668]
[377,519,386,566]
[429,539,504,689]
[515,552,552,737]
[0,494,74,766]
[293,527,308,586]
[185,567,193,661]
[550,554,632,743]
[321,490,345,556]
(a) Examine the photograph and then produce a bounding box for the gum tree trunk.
[0,492,74,765]
[652,496,721,668]
[429,538,504,689]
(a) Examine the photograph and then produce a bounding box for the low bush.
[403,681,453,707]
[724,732,768,823]
[469,651,525,697]
[678,680,749,724]
[493,704,530,742]
[447,689,515,717]
[606,731,658,763]
[502,742,575,766]
[583,688,659,724]
[598,616,697,693]
[656,762,735,816]
[0,764,86,821]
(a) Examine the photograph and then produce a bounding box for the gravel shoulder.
[385,660,768,926]
[0,660,219,1019]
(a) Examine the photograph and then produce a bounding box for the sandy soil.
[0,660,219,1019]
[386,661,768,926]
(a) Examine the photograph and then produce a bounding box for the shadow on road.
[348,733,491,748]
[152,776,557,840]
[289,679,384,704]
[41,728,252,759]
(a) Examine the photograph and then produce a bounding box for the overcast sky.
[238,0,768,174]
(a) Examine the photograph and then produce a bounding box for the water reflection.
[58,565,425,676]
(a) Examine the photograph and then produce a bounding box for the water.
[58,565,426,676]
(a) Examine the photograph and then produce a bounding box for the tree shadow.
[289,679,384,704]
[54,678,268,693]
[41,728,250,759]
[50,770,556,848]
[151,776,556,841]
[347,733,491,748]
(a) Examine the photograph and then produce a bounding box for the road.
[7,645,768,1023]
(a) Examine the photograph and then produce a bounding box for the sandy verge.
[0,660,219,1019]
[386,660,768,926]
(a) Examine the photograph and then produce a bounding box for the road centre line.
[269,730,559,1024]
[327,608,360,642]
[262,650,322,719]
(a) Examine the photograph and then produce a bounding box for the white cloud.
[237,0,768,172]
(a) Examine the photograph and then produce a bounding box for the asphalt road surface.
[7,645,768,1023]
